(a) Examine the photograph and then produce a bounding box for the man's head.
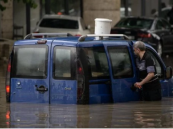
[133,41,146,56]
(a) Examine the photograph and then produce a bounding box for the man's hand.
[134,82,142,89]
[134,73,155,89]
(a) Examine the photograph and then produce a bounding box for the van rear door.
[49,41,77,104]
[10,42,51,103]
[103,41,139,103]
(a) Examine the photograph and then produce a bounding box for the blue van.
[5,33,173,104]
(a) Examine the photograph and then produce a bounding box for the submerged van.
[5,33,173,104]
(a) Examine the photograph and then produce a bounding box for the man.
[133,41,162,101]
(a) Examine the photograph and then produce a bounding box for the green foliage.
[0,0,8,11]
[0,0,37,11]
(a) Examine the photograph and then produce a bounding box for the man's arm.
[135,72,154,87]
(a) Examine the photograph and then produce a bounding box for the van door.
[78,42,112,104]
[103,42,139,103]
[50,41,77,104]
[10,44,50,103]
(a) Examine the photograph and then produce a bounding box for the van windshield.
[12,45,48,79]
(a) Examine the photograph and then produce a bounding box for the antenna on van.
[78,34,130,42]
[24,33,73,39]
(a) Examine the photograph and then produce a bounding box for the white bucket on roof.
[94,18,112,35]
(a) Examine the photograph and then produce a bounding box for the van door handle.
[36,87,48,91]
[36,85,48,91]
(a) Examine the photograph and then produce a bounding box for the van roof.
[14,37,134,46]
[14,36,156,52]
[14,36,133,46]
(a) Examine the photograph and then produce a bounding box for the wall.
[0,0,13,39]
[83,0,121,33]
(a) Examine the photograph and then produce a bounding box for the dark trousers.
[140,79,162,101]
[142,89,162,101]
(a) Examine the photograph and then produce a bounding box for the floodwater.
[1,97,173,128]
[1,54,173,128]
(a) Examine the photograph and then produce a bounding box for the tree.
[0,0,37,11]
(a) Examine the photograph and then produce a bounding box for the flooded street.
[1,54,173,128]
[1,97,173,127]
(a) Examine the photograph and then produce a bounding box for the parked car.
[111,17,173,56]
[5,33,172,104]
[33,15,91,36]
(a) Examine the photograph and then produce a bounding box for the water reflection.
[2,98,173,128]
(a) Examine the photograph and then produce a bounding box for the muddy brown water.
[1,54,173,128]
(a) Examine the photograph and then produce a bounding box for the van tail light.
[6,59,11,102]
[6,85,10,93]
[77,60,84,100]
[137,33,151,38]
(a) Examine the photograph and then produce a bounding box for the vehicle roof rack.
[78,34,129,42]
[24,33,73,39]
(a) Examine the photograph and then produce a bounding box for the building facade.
[0,0,13,39]
[0,0,172,39]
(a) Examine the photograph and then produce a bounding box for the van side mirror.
[165,66,172,79]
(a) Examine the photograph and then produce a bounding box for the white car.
[33,15,91,36]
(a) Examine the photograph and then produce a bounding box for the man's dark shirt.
[136,52,161,90]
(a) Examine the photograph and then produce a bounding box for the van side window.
[146,49,163,78]
[108,46,133,78]
[53,46,76,79]
[11,45,48,78]
[83,47,109,79]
